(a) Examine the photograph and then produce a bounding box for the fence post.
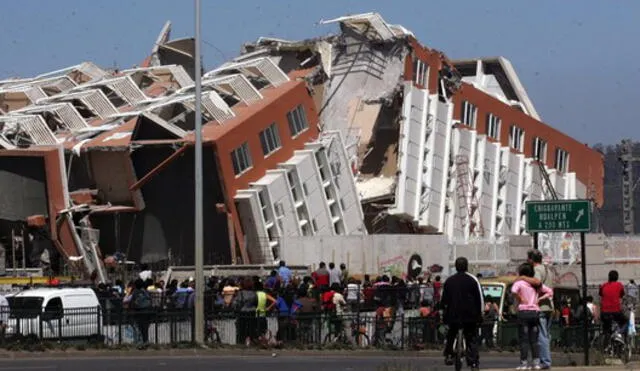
[57,312,63,343]
[170,310,175,344]
[154,310,158,345]
[400,313,405,350]
[97,306,102,337]
[38,309,43,342]
[191,309,195,343]
[117,306,122,345]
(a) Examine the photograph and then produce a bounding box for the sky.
[0,0,638,145]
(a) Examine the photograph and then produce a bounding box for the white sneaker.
[516,361,530,370]
[531,359,542,370]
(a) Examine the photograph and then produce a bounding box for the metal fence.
[1,305,636,353]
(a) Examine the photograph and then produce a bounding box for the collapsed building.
[241,12,604,242]
[0,22,367,279]
[0,13,605,279]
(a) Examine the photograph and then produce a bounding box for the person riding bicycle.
[599,270,627,348]
[441,257,483,371]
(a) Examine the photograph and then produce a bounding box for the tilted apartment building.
[241,12,603,242]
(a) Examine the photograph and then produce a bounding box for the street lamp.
[193,0,204,345]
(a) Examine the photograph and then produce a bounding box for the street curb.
[0,349,588,360]
[484,368,635,371]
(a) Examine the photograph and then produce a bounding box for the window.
[259,123,281,156]
[43,297,63,320]
[461,101,477,128]
[315,151,329,181]
[231,142,252,175]
[312,219,318,232]
[287,105,309,137]
[302,182,309,196]
[486,113,501,140]
[288,171,300,202]
[555,148,570,173]
[413,58,428,87]
[258,189,269,222]
[509,125,525,152]
[533,137,547,162]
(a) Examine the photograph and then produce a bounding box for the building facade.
[241,12,604,243]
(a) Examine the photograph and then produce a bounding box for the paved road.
[0,355,583,371]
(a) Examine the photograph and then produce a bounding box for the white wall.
[280,234,450,278]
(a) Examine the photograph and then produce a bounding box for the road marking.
[0,367,56,370]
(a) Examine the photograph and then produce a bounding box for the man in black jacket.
[441,257,483,371]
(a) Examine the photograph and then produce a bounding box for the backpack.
[322,291,336,311]
[133,290,152,310]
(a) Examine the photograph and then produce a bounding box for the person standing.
[441,257,483,371]
[518,249,554,370]
[312,262,330,291]
[599,270,626,349]
[626,279,638,309]
[340,263,349,284]
[278,261,292,287]
[433,276,442,305]
[328,262,342,286]
[512,263,553,370]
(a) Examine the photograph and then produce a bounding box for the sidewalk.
[485,367,637,371]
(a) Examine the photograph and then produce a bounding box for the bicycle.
[453,327,466,371]
[204,322,221,345]
[593,321,631,364]
[323,315,370,348]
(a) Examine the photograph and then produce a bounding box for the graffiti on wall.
[538,232,580,265]
[604,236,640,262]
[378,253,444,280]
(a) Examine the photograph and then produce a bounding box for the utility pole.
[619,139,639,234]
[193,0,205,345]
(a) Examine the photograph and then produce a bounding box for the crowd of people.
[94,261,446,346]
[90,253,638,370]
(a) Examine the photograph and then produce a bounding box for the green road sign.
[526,199,592,233]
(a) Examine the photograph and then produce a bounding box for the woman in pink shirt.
[512,263,553,370]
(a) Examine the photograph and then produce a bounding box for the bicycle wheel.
[353,332,370,348]
[206,328,221,345]
[455,330,464,371]
[324,331,339,345]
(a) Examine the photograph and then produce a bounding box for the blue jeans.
[538,312,552,367]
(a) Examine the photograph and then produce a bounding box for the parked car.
[3,287,103,341]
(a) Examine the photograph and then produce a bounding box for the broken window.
[413,58,428,87]
[461,101,477,128]
[259,123,281,156]
[486,113,501,140]
[509,125,524,152]
[99,86,127,108]
[554,147,569,173]
[231,142,252,175]
[287,105,308,137]
[533,137,547,163]
[69,99,97,120]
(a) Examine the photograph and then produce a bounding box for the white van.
[4,287,103,341]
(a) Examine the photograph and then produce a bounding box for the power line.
[202,39,229,63]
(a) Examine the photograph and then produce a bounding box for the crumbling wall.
[0,156,48,221]
[129,146,230,265]
[319,27,408,160]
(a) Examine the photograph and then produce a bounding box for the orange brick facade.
[211,80,320,260]
[404,38,604,206]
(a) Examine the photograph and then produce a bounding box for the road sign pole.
[580,231,589,366]
[533,232,538,250]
